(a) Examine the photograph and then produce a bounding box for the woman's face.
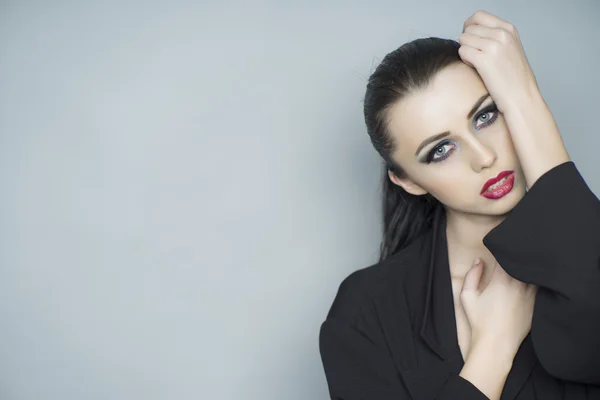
[386,62,526,217]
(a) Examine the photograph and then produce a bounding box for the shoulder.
[324,230,432,324]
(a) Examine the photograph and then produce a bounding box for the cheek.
[423,166,481,204]
[494,117,514,146]
[479,118,516,158]
[495,127,518,159]
[424,175,461,201]
[504,130,518,152]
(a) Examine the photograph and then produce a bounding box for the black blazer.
[319,161,600,399]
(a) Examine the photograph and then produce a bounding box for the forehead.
[386,63,487,154]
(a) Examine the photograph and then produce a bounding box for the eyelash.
[425,104,499,164]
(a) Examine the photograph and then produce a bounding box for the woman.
[318,10,600,400]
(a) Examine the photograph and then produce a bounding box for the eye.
[475,111,493,127]
[427,141,456,163]
[474,105,499,130]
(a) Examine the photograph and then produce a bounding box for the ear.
[388,170,428,196]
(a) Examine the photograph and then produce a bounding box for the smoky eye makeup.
[422,140,455,163]
[473,102,499,129]
[419,101,500,164]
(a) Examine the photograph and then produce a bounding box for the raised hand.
[460,257,537,358]
[458,10,539,116]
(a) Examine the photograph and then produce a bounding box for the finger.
[462,258,484,294]
[464,24,506,42]
[457,45,480,68]
[459,32,496,51]
[463,10,513,32]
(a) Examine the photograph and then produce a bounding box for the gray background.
[1,0,598,399]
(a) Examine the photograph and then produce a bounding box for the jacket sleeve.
[319,317,489,399]
[482,161,600,384]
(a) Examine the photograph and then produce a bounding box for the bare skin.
[447,229,497,362]
[385,9,568,399]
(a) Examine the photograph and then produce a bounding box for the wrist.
[497,84,571,187]
[469,336,517,371]
[460,338,514,400]
[501,83,545,118]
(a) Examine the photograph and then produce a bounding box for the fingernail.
[474,257,481,265]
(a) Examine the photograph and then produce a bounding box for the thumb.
[462,258,484,295]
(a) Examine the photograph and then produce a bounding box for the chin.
[483,183,527,215]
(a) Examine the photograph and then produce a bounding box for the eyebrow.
[414,93,491,157]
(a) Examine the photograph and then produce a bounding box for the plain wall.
[1,0,598,399]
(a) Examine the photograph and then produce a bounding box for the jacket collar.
[416,205,537,400]
[418,205,463,369]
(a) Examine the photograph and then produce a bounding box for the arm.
[483,162,600,384]
[459,339,514,400]
[459,11,600,383]
[459,10,571,188]
[320,317,507,399]
[501,89,571,189]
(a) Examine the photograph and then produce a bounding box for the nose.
[468,137,497,172]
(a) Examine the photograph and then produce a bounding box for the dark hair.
[364,37,462,262]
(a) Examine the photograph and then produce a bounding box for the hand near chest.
[458,258,537,360]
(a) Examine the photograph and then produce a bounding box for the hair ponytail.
[363,38,461,262]
[379,164,440,262]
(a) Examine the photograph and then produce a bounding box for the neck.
[444,207,506,288]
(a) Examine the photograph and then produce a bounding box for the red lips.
[481,170,514,194]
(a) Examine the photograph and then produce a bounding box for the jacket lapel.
[501,334,537,400]
[418,206,537,400]
[419,206,464,369]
